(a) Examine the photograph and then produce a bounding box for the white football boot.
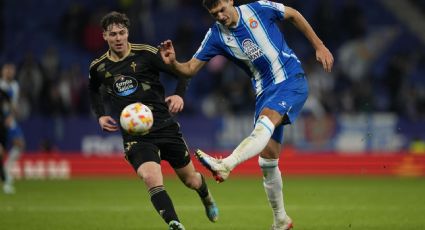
[3,184,15,195]
[195,149,230,183]
[271,215,293,230]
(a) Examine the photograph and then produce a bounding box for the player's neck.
[108,43,130,62]
[229,6,239,28]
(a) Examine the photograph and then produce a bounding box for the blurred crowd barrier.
[22,113,425,154]
[8,152,425,179]
[1,0,425,158]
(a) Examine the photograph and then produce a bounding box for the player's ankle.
[222,157,236,170]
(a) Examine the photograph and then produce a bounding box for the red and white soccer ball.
[120,102,154,135]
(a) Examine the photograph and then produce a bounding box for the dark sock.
[0,157,5,182]
[196,174,209,199]
[149,185,179,223]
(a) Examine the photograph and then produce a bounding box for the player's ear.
[103,31,107,41]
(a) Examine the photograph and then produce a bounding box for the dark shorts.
[0,125,7,147]
[123,123,191,172]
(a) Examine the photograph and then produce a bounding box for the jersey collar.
[107,42,132,62]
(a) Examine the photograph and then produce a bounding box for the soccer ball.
[120,102,154,135]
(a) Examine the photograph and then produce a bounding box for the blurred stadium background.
[1,0,424,177]
[1,0,425,229]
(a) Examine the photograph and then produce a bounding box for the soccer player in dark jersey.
[88,12,218,230]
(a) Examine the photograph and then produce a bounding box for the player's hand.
[159,40,176,65]
[98,116,119,132]
[165,95,184,114]
[316,44,334,73]
[4,115,14,128]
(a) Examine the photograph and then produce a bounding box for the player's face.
[208,0,237,28]
[1,64,16,81]
[103,23,129,55]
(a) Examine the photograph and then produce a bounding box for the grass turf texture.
[1,176,424,229]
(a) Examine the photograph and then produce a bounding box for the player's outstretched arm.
[159,40,206,77]
[284,7,334,72]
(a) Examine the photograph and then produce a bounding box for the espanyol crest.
[249,18,258,29]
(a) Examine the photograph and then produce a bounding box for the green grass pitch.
[1,176,424,229]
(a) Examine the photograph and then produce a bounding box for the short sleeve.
[193,27,222,62]
[258,0,285,21]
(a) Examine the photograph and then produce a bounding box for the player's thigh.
[124,139,161,172]
[255,74,308,125]
[156,125,191,169]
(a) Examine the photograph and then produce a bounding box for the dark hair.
[100,11,130,31]
[202,0,227,9]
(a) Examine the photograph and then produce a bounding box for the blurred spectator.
[339,0,366,40]
[17,52,44,115]
[59,3,87,44]
[41,46,60,81]
[303,57,335,117]
[0,0,423,122]
[338,27,399,82]
[312,0,338,50]
[0,0,3,52]
[82,9,107,55]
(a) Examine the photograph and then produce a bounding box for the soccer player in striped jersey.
[0,88,10,194]
[0,63,25,194]
[88,12,218,230]
[159,0,334,229]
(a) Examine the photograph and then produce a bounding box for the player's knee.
[137,164,162,186]
[139,171,162,187]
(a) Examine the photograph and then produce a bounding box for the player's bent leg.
[195,114,279,183]
[137,162,181,226]
[174,162,219,222]
[221,114,277,174]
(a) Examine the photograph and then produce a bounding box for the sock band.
[196,174,209,198]
[258,157,279,169]
[257,116,274,135]
[149,185,165,197]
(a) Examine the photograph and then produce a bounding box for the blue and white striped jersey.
[194,0,304,96]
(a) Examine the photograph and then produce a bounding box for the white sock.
[5,146,21,185]
[222,116,274,169]
[259,157,286,224]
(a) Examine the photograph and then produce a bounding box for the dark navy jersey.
[88,43,188,133]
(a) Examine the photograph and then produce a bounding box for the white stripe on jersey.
[217,24,264,94]
[281,51,301,64]
[241,4,287,85]
[258,0,286,16]
[194,28,213,57]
